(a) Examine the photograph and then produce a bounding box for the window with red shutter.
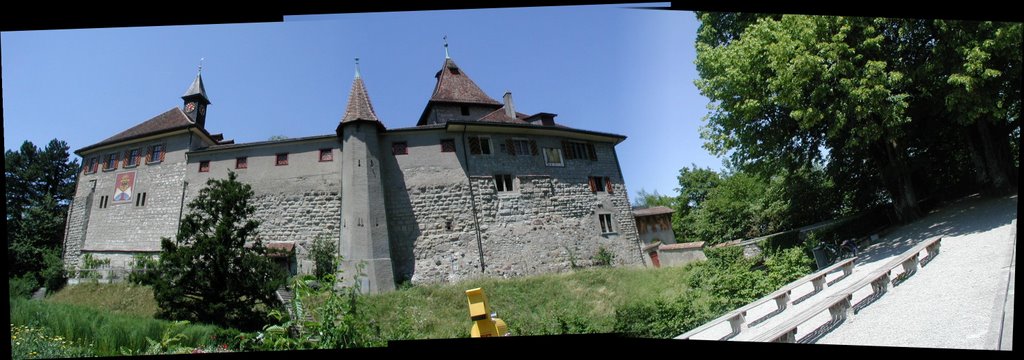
[605,177,613,194]
[588,177,596,193]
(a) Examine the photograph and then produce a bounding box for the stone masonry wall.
[382,129,644,284]
[186,137,342,273]
[74,132,197,268]
[62,184,94,268]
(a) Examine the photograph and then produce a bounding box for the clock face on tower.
[185,102,196,113]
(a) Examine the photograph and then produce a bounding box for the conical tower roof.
[428,57,501,105]
[182,72,210,104]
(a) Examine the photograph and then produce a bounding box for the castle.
[62,51,645,292]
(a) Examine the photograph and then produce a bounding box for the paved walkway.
[815,193,1017,350]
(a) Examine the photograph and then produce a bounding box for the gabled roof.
[77,107,195,154]
[428,58,501,106]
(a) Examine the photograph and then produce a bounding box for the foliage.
[9,274,39,299]
[6,139,78,283]
[9,296,226,356]
[152,171,287,331]
[308,234,339,280]
[242,265,387,351]
[763,246,815,286]
[593,246,615,267]
[40,248,68,293]
[694,14,1020,224]
[10,323,97,360]
[613,291,719,339]
[76,253,111,282]
[632,188,677,209]
[127,254,160,286]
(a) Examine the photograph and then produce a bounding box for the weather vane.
[198,57,204,74]
[355,57,361,78]
[444,35,450,59]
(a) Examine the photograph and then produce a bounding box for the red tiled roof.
[263,242,295,258]
[660,241,705,250]
[341,76,381,124]
[633,206,675,217]
[429,58,501,105]
[78,107,194,154]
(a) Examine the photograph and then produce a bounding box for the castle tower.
[181,66,211,130]
[337,60,395,293]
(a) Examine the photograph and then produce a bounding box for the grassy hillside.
[47,264,699,340]
[357,265,698,339]
[46,282,158,318]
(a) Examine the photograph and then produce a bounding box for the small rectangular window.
[147,145,164,164]
[468,136,493,155]
[441,139,456,153]
[85,157,99,174]
[319,149,333,162]
[494,174,514,192]
[564,141,597,161]
[460,106,470,116]
[392,142,408,155]
[589,176,606,193]
[600,214,614,234]
[276,153,289,166]
[512,140,531,156]
[104,153,119,171]
[236,157,247,169]
[199,161,210,172]
[479,137,491,155]
[543,148,563,167]
[125,149,140,167]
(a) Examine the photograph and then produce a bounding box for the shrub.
[308,234,338,280]
[128,254,160,286]
[613,291,717,338]
[9,274,38,299]
[593,246,615,267]
[40,248,68,293]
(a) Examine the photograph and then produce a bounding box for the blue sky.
[2,3,723,202]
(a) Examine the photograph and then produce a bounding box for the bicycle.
[820,238,858,266]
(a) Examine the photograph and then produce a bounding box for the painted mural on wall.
[112,171,135,203]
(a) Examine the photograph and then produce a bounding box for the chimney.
[503,91,516,118]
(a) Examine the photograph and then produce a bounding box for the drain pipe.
[461,126,486,273]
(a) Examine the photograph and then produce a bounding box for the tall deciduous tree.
[695,13,1020,223]
[153,171,286,331]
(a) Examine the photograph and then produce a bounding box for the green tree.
[696,15,925,221]
[152,171,286,331]
[5,139,78,288]
[308,235,338,280]
[631,188,676,209]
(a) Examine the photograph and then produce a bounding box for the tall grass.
[9,297,227,356]
[358,264,697,339]
[46,282,158,318]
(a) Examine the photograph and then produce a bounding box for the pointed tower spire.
[340,59,381,125]
[182,60,211,128]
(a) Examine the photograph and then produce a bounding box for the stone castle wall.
[73,132,205,268]
[186,137,343,274]
[381,129,644,284]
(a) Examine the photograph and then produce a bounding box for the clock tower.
[182,69,211,130]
